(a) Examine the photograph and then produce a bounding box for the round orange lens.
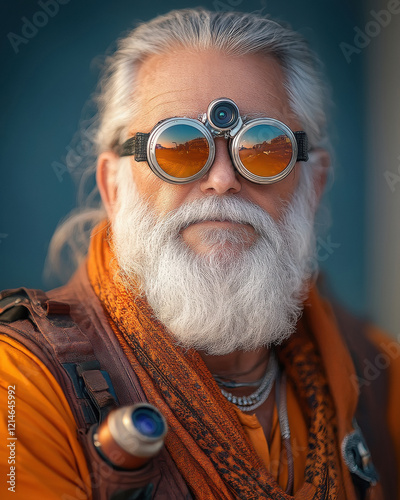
[154,124,210,178]
[238,124,293,177]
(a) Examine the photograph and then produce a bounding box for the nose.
[199,138,242,195]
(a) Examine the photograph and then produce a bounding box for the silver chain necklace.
[216,350,279,412]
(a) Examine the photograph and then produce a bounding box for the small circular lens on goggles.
[231,119,299,184]
[207,98,240,131]
[147,118,215,184]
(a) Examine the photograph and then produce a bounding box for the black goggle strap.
[119,133,150,161]
[294,131,308,162]
[119,130,309,163]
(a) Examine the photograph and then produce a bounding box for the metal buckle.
[342,421,379,486]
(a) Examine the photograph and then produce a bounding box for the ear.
[96,151,121,220]
[310,148,331,204]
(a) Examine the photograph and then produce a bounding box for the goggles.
[119,98,309,185]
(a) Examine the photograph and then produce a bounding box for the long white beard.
[112,159,317,355]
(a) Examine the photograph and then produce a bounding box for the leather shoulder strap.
[0,287,118,428]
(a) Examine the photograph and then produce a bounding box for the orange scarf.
[87,221,358,499]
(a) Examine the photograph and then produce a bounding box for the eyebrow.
[241,111,271,121]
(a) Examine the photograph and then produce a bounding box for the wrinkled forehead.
[131,48,299,133]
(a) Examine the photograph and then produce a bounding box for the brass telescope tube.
[92,403,168,470]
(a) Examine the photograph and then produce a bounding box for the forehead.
[132,49,296,131]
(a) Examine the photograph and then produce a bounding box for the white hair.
[111,156,317,354]
[45,8,330,284]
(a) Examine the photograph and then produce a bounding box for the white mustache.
[156,195,279,237]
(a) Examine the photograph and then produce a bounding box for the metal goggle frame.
[119,97,308,185]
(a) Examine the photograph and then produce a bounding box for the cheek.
[243,167,301,220]
[130,161,193,215]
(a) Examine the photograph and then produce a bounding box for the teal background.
[0,0,366,315]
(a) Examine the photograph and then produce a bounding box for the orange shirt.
[0,336,91,499]
[234,377,309,493]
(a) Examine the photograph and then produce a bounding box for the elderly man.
[0,8,399,500]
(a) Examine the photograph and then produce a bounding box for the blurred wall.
[366,0,400,335]
[1,0,370,317]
